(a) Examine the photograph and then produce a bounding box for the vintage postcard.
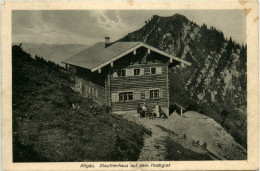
[1,0,259,170]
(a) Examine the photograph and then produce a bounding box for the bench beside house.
[62,37,191,116]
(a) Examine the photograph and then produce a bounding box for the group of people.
[137,102,167,119]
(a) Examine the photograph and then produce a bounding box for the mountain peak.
[118,13,191,43]
[159,13,189,23]
[171,13,188,18]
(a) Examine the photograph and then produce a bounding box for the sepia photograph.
[12,9,247,162]
[1,1,259,170]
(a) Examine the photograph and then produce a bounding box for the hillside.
[122,111,246,160]
[12,45,150,162]
[119,14,247,148]
[12,43,88,66]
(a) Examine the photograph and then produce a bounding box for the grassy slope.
[12,45,150,162]
[164,137,212,161]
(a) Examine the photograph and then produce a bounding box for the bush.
[202,142,207,148]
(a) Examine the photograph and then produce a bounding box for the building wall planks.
[110,61,169,114]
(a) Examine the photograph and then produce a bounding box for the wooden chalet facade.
[63,38,191,115]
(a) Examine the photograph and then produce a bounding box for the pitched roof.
[63,41,191,71]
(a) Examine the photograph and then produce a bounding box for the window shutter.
[80,78,82,88]
[115,93,119,102]
[159,89,164,98]
[88,86,91,94]
[126,69,130,76]
[111,93,115,102]
[157,67,162,74]
[134,91,141,100]
[86,85,89,97]
[113,69,118,77]
[140,68,144,76]
[130,68,134,76]
[92,88,95,96]
[111,93,119,102]
[82,85,86,94]
[126,68,133,76]
[145,90,150,99]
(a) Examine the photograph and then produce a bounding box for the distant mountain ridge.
[13,43,88,66]
[119,13,247,148]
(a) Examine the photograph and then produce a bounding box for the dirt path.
[121,111,247,161]
[137,121,168,161]
[124,113,205,161]
[120,112,169,161]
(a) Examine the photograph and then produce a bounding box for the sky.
[12,10,246,46]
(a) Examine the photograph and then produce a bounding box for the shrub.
[202,142,207,148]
[192,140,196,146]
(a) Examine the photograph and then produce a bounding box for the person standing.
[154,102,161,118]
[142,103,148,118]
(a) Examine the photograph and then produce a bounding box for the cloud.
[98,11,122,30]
[13,10,129,44]
[90,10,127,34]
[12,11,96,44]
[12,10,246,45]
[14,11,56,35]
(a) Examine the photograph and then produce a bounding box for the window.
[83,85,87,94]
[118,69,126,77]
[151,67,156,74]
[134,69,140,76]
[75,78,82,90]
[95,89,98,98]
[119,93,124,101]
[82,85,85,93]
[128,92,133,100]
[150,89,159,99]
[119,92,133,101]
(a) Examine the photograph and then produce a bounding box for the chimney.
[105,36,110,48]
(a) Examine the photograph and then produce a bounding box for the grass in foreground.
[164,137,213,161]
[12,45,150,162]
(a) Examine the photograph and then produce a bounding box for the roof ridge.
[63,41,191,71]
[90,42,142,70]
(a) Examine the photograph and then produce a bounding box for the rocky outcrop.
[119,14,247,147]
